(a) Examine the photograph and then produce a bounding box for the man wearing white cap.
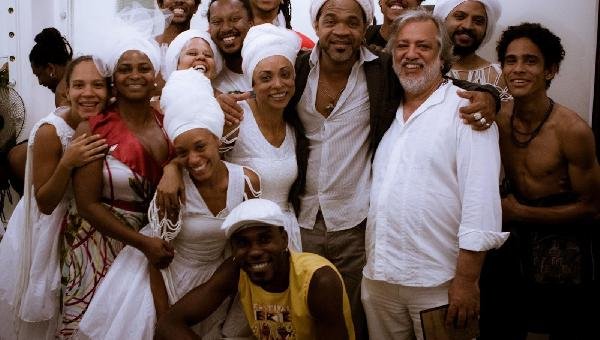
[285,1,501,338]
[433,0,509,99]
[156,199,355,340]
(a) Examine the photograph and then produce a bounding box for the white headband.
[161,69,224,141]
[163,29,223,81]
[241,24,301,85]
[433,0,501,45]
[310,0,374,28]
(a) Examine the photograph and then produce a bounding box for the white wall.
[476,0,598,123]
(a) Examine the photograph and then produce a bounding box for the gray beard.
[397,59,443,96]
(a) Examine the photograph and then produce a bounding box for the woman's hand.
[60,133,108,170]
[156,162,185,221]
[142,236,175,269]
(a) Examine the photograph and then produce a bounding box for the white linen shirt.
[297,45,377,231]
[363,81,509,287]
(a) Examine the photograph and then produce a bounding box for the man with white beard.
[361,9,508,340]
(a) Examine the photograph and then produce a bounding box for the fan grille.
[0,86,26,152]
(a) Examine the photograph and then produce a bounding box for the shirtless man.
[492,22,600,339]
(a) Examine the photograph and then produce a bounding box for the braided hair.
[28,27,72,67]
[280,0,292,29]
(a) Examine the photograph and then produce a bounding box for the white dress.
[224,101,302,251]
[78,162,249,340]
[0,108,74,340]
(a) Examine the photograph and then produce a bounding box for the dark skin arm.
[155,258,239,340]
[32,124,107,215]
[73,122,174,269]
[307,266,351,340]
[150,264,170,320]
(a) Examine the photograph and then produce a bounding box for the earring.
[154,82,158,88]
[50,72,54,78]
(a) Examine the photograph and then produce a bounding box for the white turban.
[241,24,301,85]
[94,3,164,76]
[433,0,501,45]
[163,29,223,81]
[310,0,374,27]
[161,69,224,141]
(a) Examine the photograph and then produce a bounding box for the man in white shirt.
[361,9,508,340]
[207,0,253,93]
[433,0,509,99]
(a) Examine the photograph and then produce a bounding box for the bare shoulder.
[34,123,60,147]
[74,120,92,138]
[242,166,262,198]
[553,103,593,141]
[496,99,513,130]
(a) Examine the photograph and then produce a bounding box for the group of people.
[0,0,598,339]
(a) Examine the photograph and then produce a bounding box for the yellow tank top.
[238,252,355,340]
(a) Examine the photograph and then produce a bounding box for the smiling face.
[113,50,156,101]
[66,60,108,119]
[252,55,295,111]
[392,19,443,95]
[173,128,222,182]
[159,0,199,25]
[445,1,487,57]
[315,0,366,65]
[177,38,217,79]
[231,225,288,287]
[379,0,421,23]
[208,0,253,55]
[502,37,555,99]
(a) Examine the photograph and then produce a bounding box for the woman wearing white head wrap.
[67,5,176,337]
[78,68,260,339]
[163,29,224,81]
[223,23,303,252]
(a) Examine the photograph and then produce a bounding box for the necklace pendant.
[325,102,335,113]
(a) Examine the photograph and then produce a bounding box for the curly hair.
[28,27,73,67]
[497,22,565,88]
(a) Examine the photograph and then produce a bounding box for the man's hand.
[458,90,496,131]
[446,275,480,329]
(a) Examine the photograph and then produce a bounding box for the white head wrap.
[241,24,301,85]
[160,68,224,141]
[433,0,501,45]
[95,3,165,76]
[310,0,374,27]
[163,29,223,81]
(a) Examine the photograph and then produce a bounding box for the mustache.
[452,28,477,40]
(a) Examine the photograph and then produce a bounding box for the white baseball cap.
[221,199,286,238]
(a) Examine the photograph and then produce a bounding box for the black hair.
[280,0,292,29]
[316,1,367,25]
[28,27,73,67]
[497,22,565,88]
[207,0,253,22]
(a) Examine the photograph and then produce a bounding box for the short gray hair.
[385,9,454,75]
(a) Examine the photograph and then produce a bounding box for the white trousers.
[361,277,449,340]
